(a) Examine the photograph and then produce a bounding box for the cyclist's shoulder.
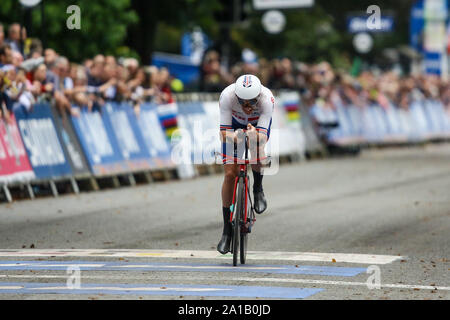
[259,86,276,110]
[219,84,236,105]
[260,85,275,99]
[220,83,235,96]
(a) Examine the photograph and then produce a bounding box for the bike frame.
[222,135,268,230]
[219,131,270,265]
[229,163,250,226]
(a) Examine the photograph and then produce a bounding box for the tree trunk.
[126,0,157,64]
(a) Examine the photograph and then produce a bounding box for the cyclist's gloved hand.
[234,128,246,144]
[246,124,258,143]
[246,123,256,131]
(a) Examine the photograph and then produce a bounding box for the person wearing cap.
[217,74,275,254]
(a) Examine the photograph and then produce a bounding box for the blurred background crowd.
[1,20,450,122]
[199,48,450,117]
[0,22,178,119]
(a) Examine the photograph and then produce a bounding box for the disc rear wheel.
[240,178,250,264]
[232,177,244,266]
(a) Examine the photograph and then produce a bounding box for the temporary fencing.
[1,90,449,202]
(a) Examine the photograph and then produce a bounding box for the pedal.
[248,218,256,233]
[242,221,251,233]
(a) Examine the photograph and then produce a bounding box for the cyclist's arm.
[219,92,238,144]
[254,94,274,145]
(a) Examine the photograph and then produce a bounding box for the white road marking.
[0,249,404,264]
[114,264,284,270]
[230,277,450,291]
[0,285,24,290]
[0,275,107,279]
[0,274,448,291]
[28,264,103,268]
[33,286,228,292]
[0,263,104,268]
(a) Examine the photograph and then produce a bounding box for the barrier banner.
[0,114,35,183]
[102,102,152,172]
[169,102,198,179]
[157,102,193,178]
[276,92,306,155]
[202,101,222,159]
[280,92,301,123]
[332,102,363,145]
[50,105,90,176]
[383,103,408,142]
[177,102,217,165]
[70,107,127,176]
[434,101,450,137]
[13,103,72,179]
[298,104,324,152]
[371,105,390,141]
[346,105,364,138]
[397,108,417,142]
[423,99,450,138]
[309,102,340,144]
[334,103,354,137]
[269,93,303,155]
[409,101,431,141]
[157,103,179,140]
[360,105,386,143]
[138,103,175,169]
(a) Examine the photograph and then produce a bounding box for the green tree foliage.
[0,0,138,62]
[232,5,344,65]
[126,0,221,63]
[316,0,414,65]
[231,0,414,67]
[0,0,415,68]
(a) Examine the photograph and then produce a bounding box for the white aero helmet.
[235,74,262,101]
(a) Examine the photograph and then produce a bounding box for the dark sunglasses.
[237,96,259,107]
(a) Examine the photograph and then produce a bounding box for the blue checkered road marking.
[0,282,323,299]
[0,261,366,277]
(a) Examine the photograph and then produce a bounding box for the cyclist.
[217,74,275,254]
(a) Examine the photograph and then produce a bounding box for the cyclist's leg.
[218,119,248,254]
[251,164,267,214]
[217,122,239,251]
[251,118,271,213]
[223,163,239,204]
[217,164,239,254]
[221,118,247,206]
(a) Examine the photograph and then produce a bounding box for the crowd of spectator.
[1,22,450,123]
[199,49,450,117]
[0,23,178,120]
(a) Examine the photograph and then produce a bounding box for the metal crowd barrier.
[309,98,450,148]
[1,91,449,203]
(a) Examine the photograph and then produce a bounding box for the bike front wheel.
[232,177,245,266]
[240,177,250,264]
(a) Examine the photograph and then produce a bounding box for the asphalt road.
[0,143,449,300]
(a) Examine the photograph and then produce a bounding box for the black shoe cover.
[254,190,267,214]
[217,233,232,254]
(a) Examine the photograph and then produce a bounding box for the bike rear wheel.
[240,177,250,264]
[232,177,244,266]
[240,231,248,264]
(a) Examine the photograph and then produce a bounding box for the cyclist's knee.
[224,166,238,181]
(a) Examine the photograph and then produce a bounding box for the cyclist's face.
[237,96,258,115]
[242,103,254,115]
